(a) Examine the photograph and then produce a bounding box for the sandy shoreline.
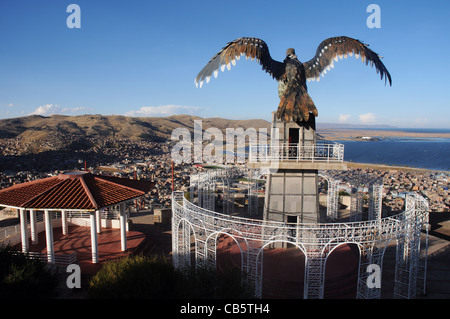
[318,128,450,140]
[344,161,449,173]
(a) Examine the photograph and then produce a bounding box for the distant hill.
[0,114,271,154]
[316,122,398,130]
[0,113,405,155]
[0,114,271,140]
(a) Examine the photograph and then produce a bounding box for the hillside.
[0,114,271,155]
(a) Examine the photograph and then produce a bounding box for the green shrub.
[87,254,255,299]
[0,245,59,298]
[179,266,254,299]
[88,255,180,298]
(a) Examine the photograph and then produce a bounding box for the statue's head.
[286,48,297,59]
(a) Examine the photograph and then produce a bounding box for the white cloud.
[338,114,351,123]
[29,104,60,116]
[29,104,91,116]
[124,105,203,117]
[359,113,377,124]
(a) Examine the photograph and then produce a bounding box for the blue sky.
[0,0,449,128]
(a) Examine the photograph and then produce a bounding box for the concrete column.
[96,210,102,234]
[19,208,28,253]
[62,210,68,235]
[120,202,127,252]
[30,209,38,245]
[90,211,98,263]
[44,210,55,264]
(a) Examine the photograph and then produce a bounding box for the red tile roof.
[0,172,155,210]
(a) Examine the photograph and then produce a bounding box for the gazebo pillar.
[120,202,127,251]
[19,208,28,253]
[44,209,55,264]
[90,211,99,263]
[96,210,102,234]
[30,209,38,245]
[61,210,68,235]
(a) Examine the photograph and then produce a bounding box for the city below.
[0,136,448,214]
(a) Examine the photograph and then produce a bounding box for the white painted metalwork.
[368,184,383,221]
[246,169,262,218]
[173,167,429,299]
[394,194,429,299]
[318,173,340,220]
[249,142,344,163]
[12,250,77,266]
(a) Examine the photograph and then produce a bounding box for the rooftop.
[0,172,155,211]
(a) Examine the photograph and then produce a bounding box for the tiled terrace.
[25,225,147,275]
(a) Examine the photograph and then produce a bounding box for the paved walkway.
[26,225,146,275]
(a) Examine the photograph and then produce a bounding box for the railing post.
[327,144,330,163]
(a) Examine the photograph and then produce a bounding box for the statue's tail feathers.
[276,88,318,122]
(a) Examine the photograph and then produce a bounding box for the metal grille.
[173,167,429,299]
[249,142,344,163]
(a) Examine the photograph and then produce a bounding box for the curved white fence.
[172,168,430,299]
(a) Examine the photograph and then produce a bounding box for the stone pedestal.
[254,112,345,224]
[264,168,320,223]
[264,113,319,223]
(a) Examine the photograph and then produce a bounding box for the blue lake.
[337,137,450,171]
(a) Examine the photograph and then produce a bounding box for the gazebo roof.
[0,172,155,211]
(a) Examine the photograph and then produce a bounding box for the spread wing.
[303,36,392,86]
[195,37,285,88]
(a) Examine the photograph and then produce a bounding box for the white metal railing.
[12,251,77,266]
[173,189,429,299]
[172,167,430,299]
[0,224,20,240]
[0,209,123,242]
[249,142,344,163]
[174,191,409,246]
[65,210,120,220]
[0,212,47,241]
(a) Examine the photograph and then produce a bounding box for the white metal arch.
[174,217,197,269]
[205,230,247,272]
[324,241,366,258]
[255,240,307,298]
[257,240,307,260]
[172,167,430,299]
[323,242,363,298]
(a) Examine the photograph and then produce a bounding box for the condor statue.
[195,36,392,123]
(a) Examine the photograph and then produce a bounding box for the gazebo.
[0,171,154,264]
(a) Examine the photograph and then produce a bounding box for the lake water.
[337,137,450,171]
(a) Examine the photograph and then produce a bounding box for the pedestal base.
[264,169,321,223]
